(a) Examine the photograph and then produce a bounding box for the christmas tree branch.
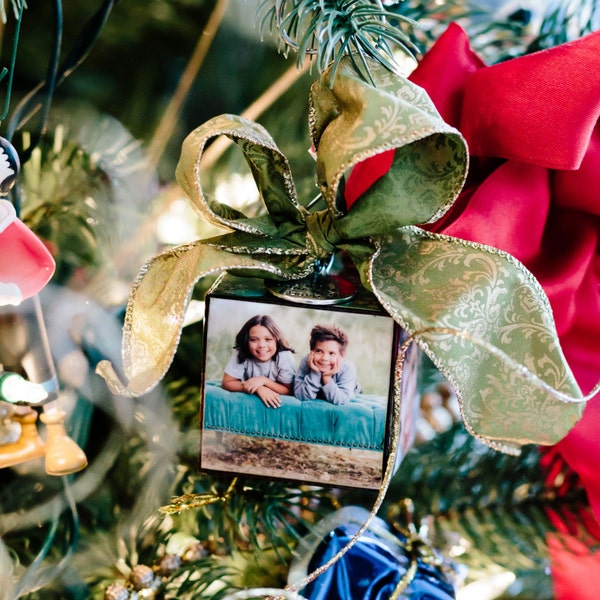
[146,0,230,167]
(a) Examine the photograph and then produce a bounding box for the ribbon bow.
[97,56,591,454]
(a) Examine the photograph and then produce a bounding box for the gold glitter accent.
[160,478,238,514]
[208,243,307,256]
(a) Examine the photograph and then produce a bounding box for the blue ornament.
[289,507,458,600]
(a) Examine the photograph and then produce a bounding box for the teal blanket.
[203,381,388,451]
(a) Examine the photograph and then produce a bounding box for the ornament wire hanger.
[0,1,25,123]
[267,193,357,304]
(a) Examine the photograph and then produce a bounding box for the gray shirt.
[224,350,295,385]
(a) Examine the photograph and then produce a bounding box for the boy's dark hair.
[234,314,294,363]
[309,324,349,354]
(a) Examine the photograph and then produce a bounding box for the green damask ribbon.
[97,57,591,454]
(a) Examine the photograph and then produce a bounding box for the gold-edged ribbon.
[97,56,596,454]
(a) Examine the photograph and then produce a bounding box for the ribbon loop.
[176,114,305,238]
[309,57,468,228]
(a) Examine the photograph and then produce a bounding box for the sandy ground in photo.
[201,430,383,489]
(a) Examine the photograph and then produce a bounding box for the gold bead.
[130,564,155,591]
[104,582,129,600]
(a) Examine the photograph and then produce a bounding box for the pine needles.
[259,0,420,84]
[528,0,600,52]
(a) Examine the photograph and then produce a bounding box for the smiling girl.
[222,315,295,408]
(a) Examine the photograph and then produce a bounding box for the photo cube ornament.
[199,274,421,490]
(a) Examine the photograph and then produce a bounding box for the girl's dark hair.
[309,324,349,354]
[234,315,294,363]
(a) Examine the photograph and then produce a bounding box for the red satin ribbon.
[344,24,600,597]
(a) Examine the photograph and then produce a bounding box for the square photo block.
[199,278,420,489]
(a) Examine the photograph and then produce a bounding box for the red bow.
[345,23,600,597]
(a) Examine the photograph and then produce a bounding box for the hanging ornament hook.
[267,194,356,304]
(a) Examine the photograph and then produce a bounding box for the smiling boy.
[294,324,361,405]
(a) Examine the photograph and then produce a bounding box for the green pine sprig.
[158,557,240,600]
[165,470,336,558]
[1,0,25,23]
[18,127,113,283]
[527,0,600,53]
[259,0,420,84]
